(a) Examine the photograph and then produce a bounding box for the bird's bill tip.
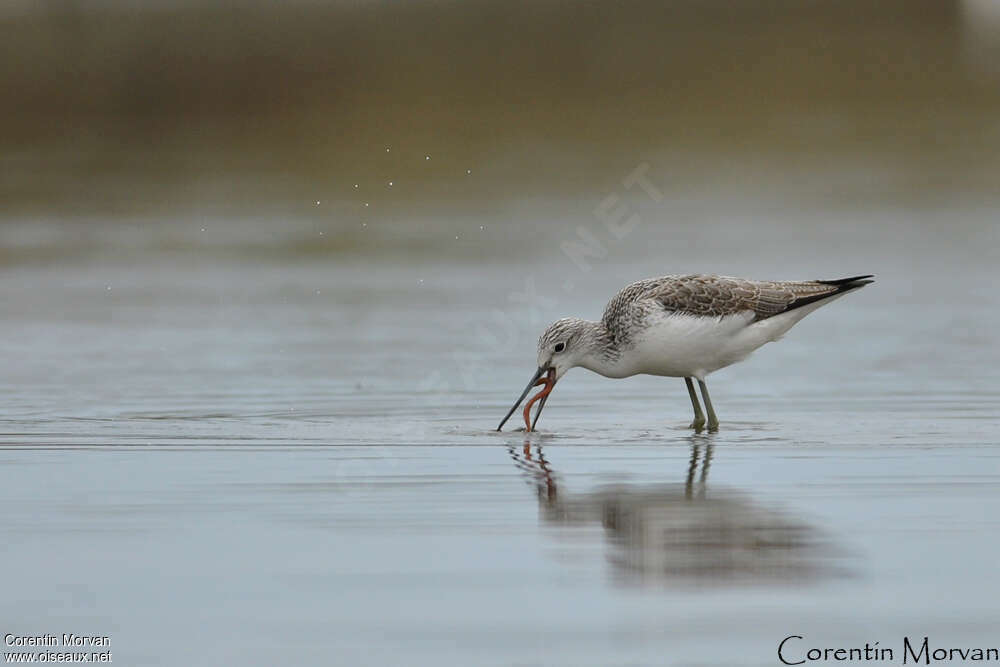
[524,368,556,432]
[496,366,547,431]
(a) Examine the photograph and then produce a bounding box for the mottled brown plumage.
[601,274,873,345]
[499,273,873,433]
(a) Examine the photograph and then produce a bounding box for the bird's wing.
[639,274,872,321]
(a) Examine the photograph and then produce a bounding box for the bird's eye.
[554,342,565,353]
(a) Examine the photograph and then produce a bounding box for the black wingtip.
[782,274,874,314]
[817,274,875,287]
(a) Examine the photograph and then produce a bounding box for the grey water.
[6,1,1000,663]
[2,194,998,665]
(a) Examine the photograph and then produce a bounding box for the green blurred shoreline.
[3,0,999,218]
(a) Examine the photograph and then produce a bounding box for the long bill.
[497,366,547,432]
[526,371,555,432]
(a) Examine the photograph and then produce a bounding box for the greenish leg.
[685,377,705,431]
[698,379,719,432]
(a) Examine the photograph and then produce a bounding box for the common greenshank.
[497,274,874,433]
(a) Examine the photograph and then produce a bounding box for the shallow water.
[1,202,998,665]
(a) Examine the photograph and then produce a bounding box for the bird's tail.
[816,274,875,290]
[784,274,874,313]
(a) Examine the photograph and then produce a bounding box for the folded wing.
[644,274,874,321]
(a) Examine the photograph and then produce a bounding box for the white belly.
[622,312,751,378]
[578,292,849,380]
[608,307,816,379]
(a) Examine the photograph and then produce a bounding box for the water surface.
[1,202,998,665]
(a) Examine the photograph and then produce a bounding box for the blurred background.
[2,0,998,448]
[3,0,1000,258]
[4,4,1000,665]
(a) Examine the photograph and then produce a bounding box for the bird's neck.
[575,320,629,378]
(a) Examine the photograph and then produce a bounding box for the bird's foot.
[706,419,719,433]
[689,418,706,432]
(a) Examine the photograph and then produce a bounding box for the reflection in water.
[508,440,842,586]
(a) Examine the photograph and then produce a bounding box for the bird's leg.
[697,379,719,432]
[685,377,705,431]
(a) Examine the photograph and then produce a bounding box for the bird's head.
[497,318,592,432]
[536,317,590,382]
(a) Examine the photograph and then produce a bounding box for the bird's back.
[517,273,874,425]
[600,274,873,347]
[603,274,872,321]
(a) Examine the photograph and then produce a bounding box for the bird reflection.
[508,439,840,586]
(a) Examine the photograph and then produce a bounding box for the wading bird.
[497,274,873,433]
